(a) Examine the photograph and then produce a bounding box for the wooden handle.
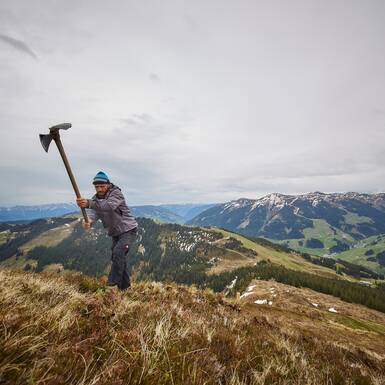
[53,135,89,223]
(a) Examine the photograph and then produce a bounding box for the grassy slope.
[0,231,10,246]
[19,221,77,254]
[268,213,374,257]
[274,219,354,256]
[0,221,77,271]
[0,255,37,270]
[239,279,385,360]
[336,235,385,275]
[0,218,379,283]
[1,269,384,385]
[206,247,257,275]
[258,215,385,275]
[209,227,346,280]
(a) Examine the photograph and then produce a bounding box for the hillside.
[188,192,385,272]
[2,216,385,316]
[1,269,384,385]
[1,215,382,283]
[335,234,385,275]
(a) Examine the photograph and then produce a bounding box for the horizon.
[1,189,385,208]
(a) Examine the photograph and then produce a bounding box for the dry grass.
[0,269,384,385]
[238,280,385,360]
[210,228,347,280]
[206,248,257,275]
[19,221,77,254]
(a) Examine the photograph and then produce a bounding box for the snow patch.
[237,217,250,229]
[226,277,237,290]
[328,307,338,313]
[312,199,320,207]
[254,299,268,305]
[240,292,254,299]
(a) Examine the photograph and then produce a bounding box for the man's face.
[94,183,110,198]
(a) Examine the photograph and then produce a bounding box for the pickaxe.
[39,123,89,223]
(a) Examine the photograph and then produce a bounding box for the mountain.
[131,203,217,223]
[131,205,185,223]
[1,269,385,384]
[188,192,385,263]
[159,203,218,221]
[0,203,78,222]
[0,202,216,224]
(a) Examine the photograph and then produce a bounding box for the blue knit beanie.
[93,171,110,184]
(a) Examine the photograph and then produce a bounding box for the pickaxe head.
[39,123,71,152]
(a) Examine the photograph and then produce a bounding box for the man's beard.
[97,192,107,198]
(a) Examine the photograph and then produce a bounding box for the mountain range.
[2,192,385,275]
[188,192,385,271]
[0,203,79,222]
[0,202,216,223]
[1,215,383,287]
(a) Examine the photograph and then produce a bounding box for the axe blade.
[49,123,71,132]
[39,134,53,152]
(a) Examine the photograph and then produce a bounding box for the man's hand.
[76,197,89,208]
[81,219,93,230]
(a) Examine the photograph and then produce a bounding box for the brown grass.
[209,228,349,280]
[0,269,384,385]
[19,221,77,254]
[206,248,257,275]
[238,280,385,360]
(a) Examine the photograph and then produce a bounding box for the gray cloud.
[0,34,37,59]
[0,0,385,206]
[111,113,190,153]
[149,73,160,82]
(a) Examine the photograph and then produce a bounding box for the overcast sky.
[1,0,384,206]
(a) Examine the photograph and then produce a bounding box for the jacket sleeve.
[88,189,124,212]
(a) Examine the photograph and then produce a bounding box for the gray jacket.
[87,184,138,236]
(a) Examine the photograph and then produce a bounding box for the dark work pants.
[108,228,137,290]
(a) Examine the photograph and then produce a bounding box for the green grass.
[343,212,372,225]
[303,219,341,248]
[272,219,355,257]
[0,255,37,269]
[273,216,374,259]
[0,231,10,246]
[335,236,385,275]
[209,228,343,279]
[326,313,385,334]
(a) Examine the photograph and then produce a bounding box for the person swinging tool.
[76,171,138,291]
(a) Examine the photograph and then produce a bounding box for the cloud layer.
[0,34,37,59]
[1,0,385,206]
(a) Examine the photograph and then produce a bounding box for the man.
[76,171,138,291]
